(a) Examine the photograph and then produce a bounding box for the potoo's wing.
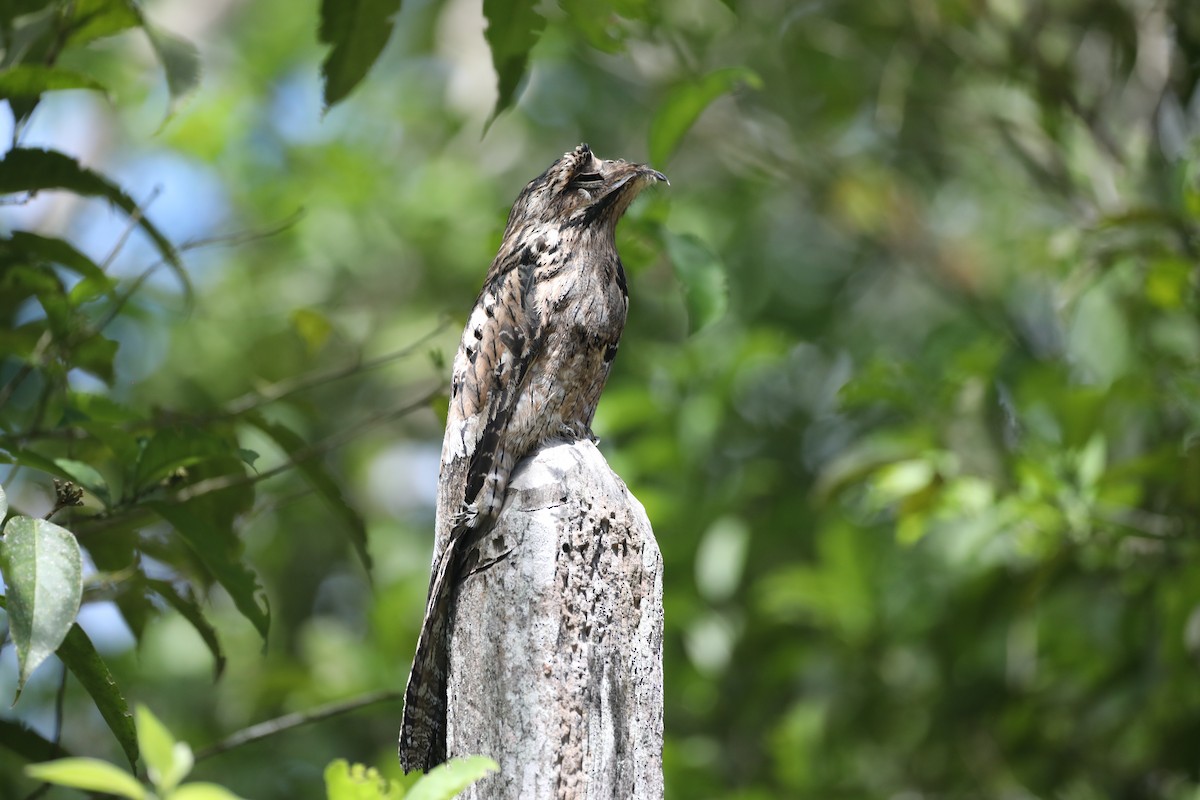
[400,247,542,773]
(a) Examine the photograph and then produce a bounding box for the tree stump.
[447,439,664,800]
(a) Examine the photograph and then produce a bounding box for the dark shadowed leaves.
[483,0,545,125]
[318,0,403,109]
[147,578,226,679]
[0,149,188,296]
[0,718,70,762]
[148,493,270,640]
[57,623,138,768]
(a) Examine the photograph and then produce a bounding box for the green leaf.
[168,783,249,800]
[65,0,142,47]
[148,498,270,640]
[0,231,114,299]
[246,414,371,575]
[407,756,499,800]
[0,65,108,101]
[661,231,728,332]
[54,458,110,506]
[57,623,139,768]
[0,148,188,297]
[74,332,120,384]
[146,579,226,679]
[0,718,70,762]
[324,759,404,800]
[137,705,193,794]
[25,758,146,800]
[483,0,545,125]
[143,23,202,118]
[649,67,762,165]
[0,516,83,697]
[132,427,238,493]
[318,0,403,109]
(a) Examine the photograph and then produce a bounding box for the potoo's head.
[503,143,668,238]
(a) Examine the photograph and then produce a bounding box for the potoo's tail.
[399,543,459,773]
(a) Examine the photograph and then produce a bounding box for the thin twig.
[98,186,161,273]
[179,209,306,252]
[193,689,401,761]
[171,388,442,504]
[72,386,442,535]
[224,320,449,416]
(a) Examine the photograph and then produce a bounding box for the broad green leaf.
[143,23,201,117]
[661,231,728,333]
[0,148,188,297]
[57,623,139,767]
[318,0,403,109]
[137,705,193,793]
[132,427,237,493]
[65,0,142,47]
[169,783,248,800]
[25,758,145,800]
[483,0,545,125]
[246,415,372,574]
[649,67,762,165]
[147,579,226,679]
[54,458,110,505]
[0,717,70,762]
[148,499,270,639]
[407,756,499,800]
[0,65,108,100]
[0,516,83,696]
[74,332,120,384]
[324,759,404,800]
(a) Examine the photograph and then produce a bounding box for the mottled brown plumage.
[399,144,666,773]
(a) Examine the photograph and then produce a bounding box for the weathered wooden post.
[448,440,664,799]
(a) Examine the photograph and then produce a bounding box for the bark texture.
[447,439,664,800]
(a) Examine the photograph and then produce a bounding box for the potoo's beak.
[644,167,669,186]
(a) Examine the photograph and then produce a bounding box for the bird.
[398,143,667,773]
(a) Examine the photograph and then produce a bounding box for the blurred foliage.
[2,0,1200,798]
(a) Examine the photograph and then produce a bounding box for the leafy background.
[3,0,1200,797]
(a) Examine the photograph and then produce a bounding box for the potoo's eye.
[572,172,603,185]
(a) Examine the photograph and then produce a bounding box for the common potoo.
[399,144,667,773]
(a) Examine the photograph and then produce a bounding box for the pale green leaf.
[137,705,193,793]
[0,516,82,696]
[324,759,404,800]
[406,756,500,800]
[25,758,146,800]
[168,783,249,800]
